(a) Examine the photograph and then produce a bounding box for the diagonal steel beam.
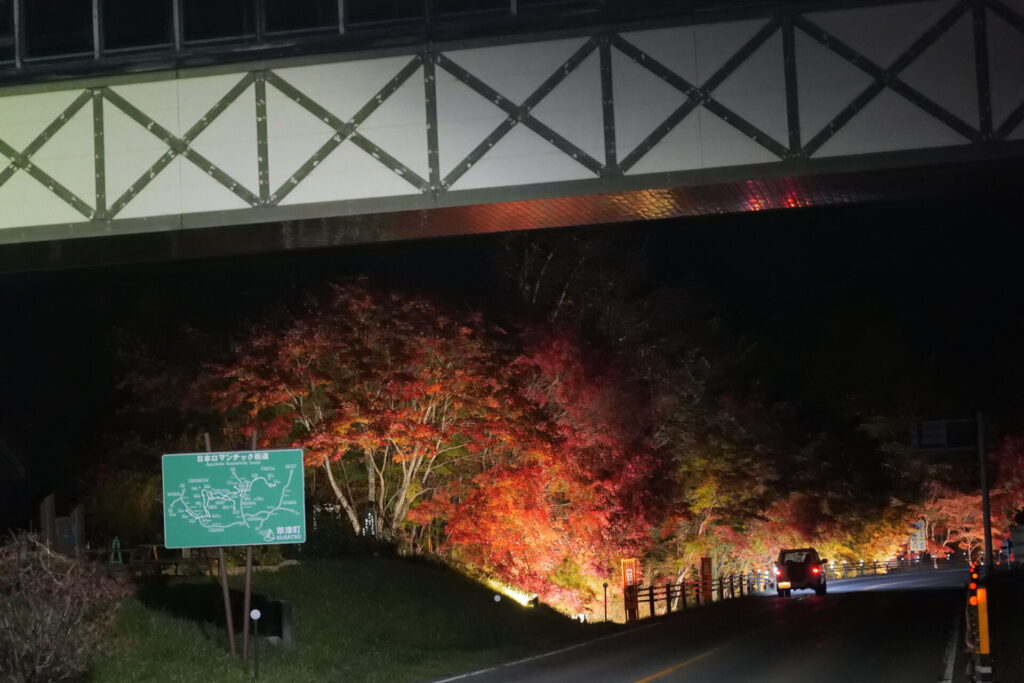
[264,56,428,205]
[436,38,603,190]
[996,101,1024,139]
[0,90,92,188]
[973,0,994,138]
[985,0,1024,141]
[598,35,619,178]
[0,90,95,219]
[798,2,977,157]
[255,72,271,204]
[614,19,789,174]
[986,0,1024,34]
[423,49,442,196]
[783,17,803,155]
[93,89,107,218]
[103,74,260,216]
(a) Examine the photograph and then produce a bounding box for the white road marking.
[939,611,960,683]
[430,621,665,683]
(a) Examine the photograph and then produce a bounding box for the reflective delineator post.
[602,582,608,622]
[250,609,262,680]
[976,587,993,682]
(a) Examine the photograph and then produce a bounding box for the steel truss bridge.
[0,0,1022,270]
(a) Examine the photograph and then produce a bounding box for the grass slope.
[94,556,616,682]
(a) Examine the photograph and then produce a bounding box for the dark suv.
[774,547,827,596]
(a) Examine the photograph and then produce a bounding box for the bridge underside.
[0,0,1022,271]
[2,152,1020,272]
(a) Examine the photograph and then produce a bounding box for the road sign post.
[163,447,305,658]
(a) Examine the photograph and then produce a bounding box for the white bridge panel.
[625,112,702,177]
[901,12,978,126]
[712,30,788,148]
[530,52,605,167]
[451,123,597,192]
[0,172,85,229]
[796,30,875,144]
[276,140,421,206]
[694,20,769,85]
[988,9,1024,130]
[32,105,95,211]
[359,67,430,182]
[442,38,589,104]
[612,41,691,164]
[697,107,781,167]
[436,71,507,179]
[274,56,422,124]
[188,82,259,201]
[808,1,956,66]
[265,81,337,193]
[814,88,968,158]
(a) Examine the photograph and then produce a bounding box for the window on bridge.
[0,0,13,63]
[182,0,256,43]
[517,0,601,8]
[265,0,339,34]
[345,0,425,25]
[24,0,93,59]
[434,0,510,17]
[104,0,174,51]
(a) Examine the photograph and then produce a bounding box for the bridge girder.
[0,0,1021,269]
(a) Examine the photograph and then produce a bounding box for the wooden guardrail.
[628,558,968,622]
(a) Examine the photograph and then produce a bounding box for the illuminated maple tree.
[210,281,545,542]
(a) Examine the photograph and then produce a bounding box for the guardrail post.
[648,585,655,617]
[976,586,993,683]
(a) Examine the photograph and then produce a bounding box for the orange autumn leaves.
[207,282,670,611]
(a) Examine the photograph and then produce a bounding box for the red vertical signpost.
[700,556,713,604]
[621,558,639,622]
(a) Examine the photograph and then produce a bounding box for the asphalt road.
[435,569,967,683]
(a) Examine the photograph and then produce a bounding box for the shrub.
[0,534,127,682]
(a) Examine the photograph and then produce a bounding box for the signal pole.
[978,411,994,565]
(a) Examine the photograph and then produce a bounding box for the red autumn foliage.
[414,333,672,611]
[200,284,670,612]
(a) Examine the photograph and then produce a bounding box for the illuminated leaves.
[208,280,541,539]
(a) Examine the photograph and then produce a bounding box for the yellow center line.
[631,647,722,683]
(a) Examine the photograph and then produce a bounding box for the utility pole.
[978,411,994,566]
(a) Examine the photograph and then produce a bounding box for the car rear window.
[781,551,810,562]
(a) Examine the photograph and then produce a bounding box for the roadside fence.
[824,557,965,579]
[627,557,967,622]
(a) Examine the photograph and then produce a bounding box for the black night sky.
[1,195,1023,528]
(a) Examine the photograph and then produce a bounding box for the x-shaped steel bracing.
[0,0,1021,224]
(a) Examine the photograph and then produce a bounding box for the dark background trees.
[2,196,1023,609]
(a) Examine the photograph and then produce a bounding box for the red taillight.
[812,566,820,574]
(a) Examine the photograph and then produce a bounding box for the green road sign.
[162,449,306,549]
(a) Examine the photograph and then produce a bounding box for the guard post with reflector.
[965,562,994,683]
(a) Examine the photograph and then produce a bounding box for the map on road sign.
[909,520,927,552]
[162,449,306,549]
